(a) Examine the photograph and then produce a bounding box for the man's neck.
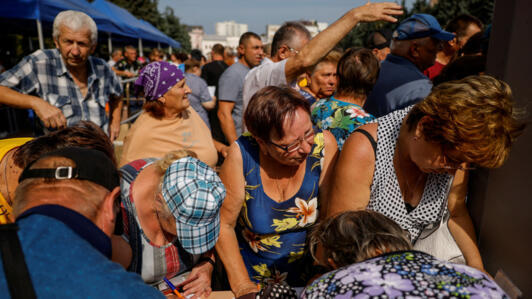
[66,64,89,80]
[212,54,224,61]
[238,57,250,68]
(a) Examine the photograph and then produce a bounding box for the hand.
[109,119,121,141]
[178,262,213,298]
[352,2,403,23]
[220,145,230,158]
[31,97,67,129]
[125,71,135,78]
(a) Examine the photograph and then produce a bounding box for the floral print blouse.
[311,96,375,150]
[235,132,325,286]
[303,251,508,298]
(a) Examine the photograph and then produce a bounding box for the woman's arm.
[447,169,485,271]
[317,130,338,219]
[215,143,257,297]
[327,123,377,217]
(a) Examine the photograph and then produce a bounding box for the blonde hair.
[406,75,526,168]
[153,150,197,219]
[308,49,342,75]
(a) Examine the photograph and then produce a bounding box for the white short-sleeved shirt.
[242,59,288,113]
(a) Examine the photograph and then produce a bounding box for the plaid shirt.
[0,49,123,131]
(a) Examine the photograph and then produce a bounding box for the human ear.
[327,258,338,270]
[99,186,121,236]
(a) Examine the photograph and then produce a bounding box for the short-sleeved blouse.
[120,158,197,284]
[235,132,325,286]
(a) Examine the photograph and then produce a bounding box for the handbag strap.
[0,223,37,299]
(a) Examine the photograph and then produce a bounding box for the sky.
[158,0,416,35]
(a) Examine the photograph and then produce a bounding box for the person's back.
[364,14,454,118]
[0,147,163,298]
[0,210,163,298]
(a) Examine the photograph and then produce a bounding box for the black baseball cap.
[19,147,119,192]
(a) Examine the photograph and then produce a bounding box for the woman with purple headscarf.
[120,61,223,167]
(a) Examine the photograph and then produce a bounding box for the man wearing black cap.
[364,14,455,118]
[0,147,163,298]
[366,29,393,61]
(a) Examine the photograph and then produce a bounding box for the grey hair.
[271,22,311,57]
[53,10,98,45]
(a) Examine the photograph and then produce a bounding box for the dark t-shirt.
[201,60,229,146]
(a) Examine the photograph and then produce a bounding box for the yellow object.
[298,77,308,88]
[0,138,32,224]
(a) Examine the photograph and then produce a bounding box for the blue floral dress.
[235,132,325,286]
[303,251,508,298]
[311,96,375,150]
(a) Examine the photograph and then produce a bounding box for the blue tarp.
[0,0,180,47]
[139,20,180,48]
[0,0,130,38]
[91,0,180,47]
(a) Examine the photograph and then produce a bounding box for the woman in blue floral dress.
[311,48,379,149]
[216,86,338,298]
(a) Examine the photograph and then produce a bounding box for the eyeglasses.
[288,47,300,55]
[269,129,315,153]
[441,155,475,171]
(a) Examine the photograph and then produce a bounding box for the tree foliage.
[107,0,191,52]
[338,0,495,50]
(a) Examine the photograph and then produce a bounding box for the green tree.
[160,7,191,52]
[107,0,190,52]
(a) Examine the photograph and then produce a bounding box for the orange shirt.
[120,108,218,168]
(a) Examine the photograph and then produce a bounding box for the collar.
[330,95,363,108]
[16,204,112,258]
[385,54,425,76]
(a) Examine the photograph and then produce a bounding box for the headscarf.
[134,61,184,101]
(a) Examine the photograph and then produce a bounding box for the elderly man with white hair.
[0,10,123,140]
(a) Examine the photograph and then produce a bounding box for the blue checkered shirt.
[0,49,123,131]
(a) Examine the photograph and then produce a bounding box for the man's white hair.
[53,10,98,45]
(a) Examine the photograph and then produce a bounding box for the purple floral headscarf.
[134,61,184,101]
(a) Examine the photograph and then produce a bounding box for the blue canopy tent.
[91,0,180,56]
[139,20,180,49]
[0,0,134,50]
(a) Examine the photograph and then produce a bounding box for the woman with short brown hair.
[216,86,338,297]
[329,75,525,272]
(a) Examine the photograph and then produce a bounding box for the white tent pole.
[169,45,172,54]
[36,19,44,49]
[29,36,33,51]
[108,33,112,58]
[138,38,143,57]
[157,42,161,49]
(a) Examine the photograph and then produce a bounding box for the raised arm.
[327,123,378,217]
[447,169,485,272]
[214,143,256,297]
[284,2,403,83]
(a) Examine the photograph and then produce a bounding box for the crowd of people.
[0,2,525,299]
